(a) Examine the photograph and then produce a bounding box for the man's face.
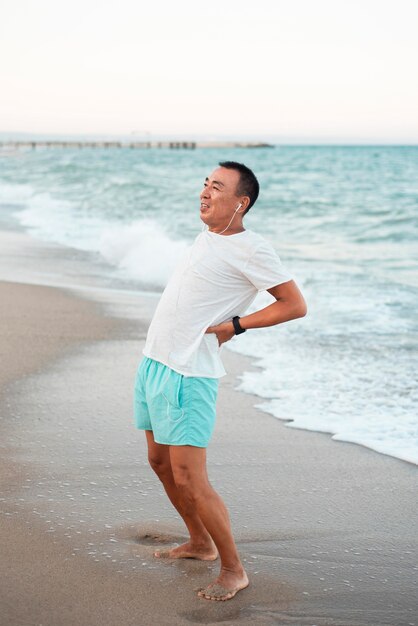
[199,167,242,227]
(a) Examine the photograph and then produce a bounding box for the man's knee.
[171,464,208,501]
[148,453,172,480]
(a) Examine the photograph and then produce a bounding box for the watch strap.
[232,316,246,335]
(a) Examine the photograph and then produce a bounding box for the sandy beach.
[1,235,417,625]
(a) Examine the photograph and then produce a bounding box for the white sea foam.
[0,181,35,206]
[12,191,104,251]
[8,186,188,289]
[98,219,189,288]
[227,290,418,466]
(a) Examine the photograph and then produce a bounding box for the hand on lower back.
[205,321,235,346]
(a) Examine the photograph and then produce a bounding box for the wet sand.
[1,277,417,626]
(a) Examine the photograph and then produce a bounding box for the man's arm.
[206,279,307,346]
[240,279,307,329]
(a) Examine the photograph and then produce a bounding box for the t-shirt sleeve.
[242,240,293,291]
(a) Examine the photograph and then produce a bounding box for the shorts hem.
[153,436,209,448]
[134,424,209,447]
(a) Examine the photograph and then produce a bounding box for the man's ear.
[238,197,250,213]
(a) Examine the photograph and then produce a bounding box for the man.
[133,161,307,601]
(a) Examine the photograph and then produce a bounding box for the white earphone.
[213,203,244,235]
[202,203,244,235]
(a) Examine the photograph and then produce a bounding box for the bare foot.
[197,567,249,601]
[154,539,218,561]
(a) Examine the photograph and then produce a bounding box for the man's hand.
[205,321,235,346]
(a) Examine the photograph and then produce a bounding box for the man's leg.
[169,444,249,601]
[145,430,217,560]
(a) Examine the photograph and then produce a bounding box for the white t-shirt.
[142,227,293,378]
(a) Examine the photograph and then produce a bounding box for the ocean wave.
[1,182,189,289]
[98,219,189,288]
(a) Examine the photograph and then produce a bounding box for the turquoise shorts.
[133,356,219,448]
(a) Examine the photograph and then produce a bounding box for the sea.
[1,143,417,465]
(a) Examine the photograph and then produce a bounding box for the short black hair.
[218,161,259,215]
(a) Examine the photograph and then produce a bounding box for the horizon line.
[1,131,418,147]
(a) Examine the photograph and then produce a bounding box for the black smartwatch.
[232,316,246,335]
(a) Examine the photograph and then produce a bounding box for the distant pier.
[0,140,273,150]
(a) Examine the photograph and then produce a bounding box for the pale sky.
[1,0,418,142]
